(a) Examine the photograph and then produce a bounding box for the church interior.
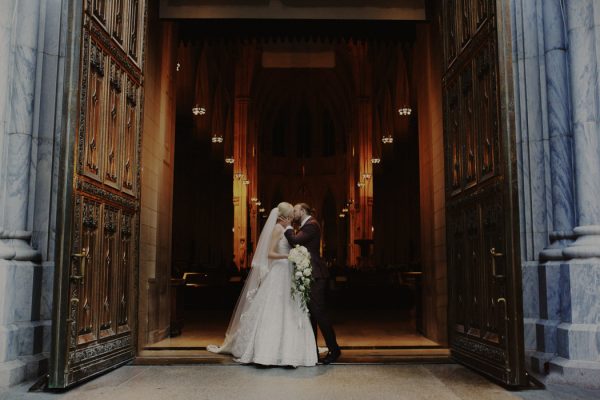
[139,15,448,359]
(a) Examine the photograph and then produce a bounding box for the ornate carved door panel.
[50,0,146,388]
[442,0,527,386]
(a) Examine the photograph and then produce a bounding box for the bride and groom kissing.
[208,202,341,367]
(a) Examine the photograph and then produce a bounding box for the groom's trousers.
[308,278,339,352]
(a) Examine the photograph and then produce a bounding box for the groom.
[282,203,341,364]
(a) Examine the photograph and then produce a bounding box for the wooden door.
[441,0,528,386]
[49,0,146,388]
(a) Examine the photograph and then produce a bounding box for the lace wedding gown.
[207,235,317,367]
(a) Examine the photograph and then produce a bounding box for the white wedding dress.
[207,212,317,367]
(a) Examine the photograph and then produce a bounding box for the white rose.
[298,285,305,291]
[303,269,311,276]
[295,271,303,278]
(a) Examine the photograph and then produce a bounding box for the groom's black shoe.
[320,348,341,365]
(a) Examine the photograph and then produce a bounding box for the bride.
[207,202,317,367]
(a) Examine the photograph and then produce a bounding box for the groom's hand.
[280,216,292,228]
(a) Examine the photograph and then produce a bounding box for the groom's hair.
[298,203,314,215]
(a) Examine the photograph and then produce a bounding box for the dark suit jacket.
[284,217,329,279]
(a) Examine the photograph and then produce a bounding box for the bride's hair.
[277,202,293,218]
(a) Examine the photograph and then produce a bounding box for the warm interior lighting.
[382,134,394,144]
[362,173,371,180]
[357,182,365,188]
[339,213,346,218]
[192,105,206,115]
[225,157,235,164]
[242,179,250,185]
[212,134,223,143]
[398,106,412,116]
[371,158,381,164]
[342,207,349,213]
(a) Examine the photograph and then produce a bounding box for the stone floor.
[2,364,600,400]
[149,309,437,349]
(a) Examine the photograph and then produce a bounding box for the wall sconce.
[371,158,381,164]
[250,197,258,203]
[234,172,244,180]
[212,134,223,143]
[357,182,365,188]
[339,213,346,218]
[192,105,206,116]
[242,179,250,185]
[362,173,371,180]
[225,157,235,164]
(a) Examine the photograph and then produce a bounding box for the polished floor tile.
[148,309,438,349]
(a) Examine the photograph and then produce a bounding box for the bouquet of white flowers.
[288,244,313,313]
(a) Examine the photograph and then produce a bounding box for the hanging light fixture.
[398,106,412,116]
[225,157,235,164]
[339,213,346,218]
[211,134,223,143]
[192,105,206,116]
[371,158,381,164]
[342,207,349,213]
[382,133,394,144]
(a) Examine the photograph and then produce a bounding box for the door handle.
[71,249,88,282]
[497,297,511,372]
[490,247,504,279]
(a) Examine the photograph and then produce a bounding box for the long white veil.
[207,208,280,354]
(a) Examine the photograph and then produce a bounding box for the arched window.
[322,111,336,157]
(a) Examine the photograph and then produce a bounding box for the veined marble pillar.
[2,0,39,233]
[0,0,42,261]
[0,0,50,387]
[544,0,600,386]
[539,0,576,261]
[563,0,600,258]
[530,0,577,373]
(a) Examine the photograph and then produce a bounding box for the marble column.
[544,0,600,387]
[539,0,576,261]
[529,0,577,373]
[232,96,250,270]
[357,96,374,243]
[232,45,255,270]
[0,0,52,387]
[562,0,600,259]
[3,0,40,233]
